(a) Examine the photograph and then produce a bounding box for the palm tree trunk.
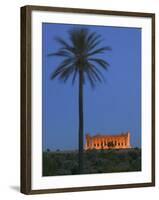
[78,70,84,174]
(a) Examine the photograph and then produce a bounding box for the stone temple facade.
[85,132,131,150]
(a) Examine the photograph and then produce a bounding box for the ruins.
[85,132,131,150]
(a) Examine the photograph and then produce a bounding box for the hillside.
[43,148,141,176]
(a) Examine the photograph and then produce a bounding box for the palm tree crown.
[48,28,111,87]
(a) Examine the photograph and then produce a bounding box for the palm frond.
[85,70,96,88]
[87,46,112,57]
[59,65,74,82]
[72,68,78,85]
[50,58,75,79]
[88,67,103,83]
[86,32,101,51]
[55,37,71,49]
[87,32,98,44]
[87,39,102,53]
[55,37,75,54]
[89,58,109,70]
[48,50,72,57]
[88,63,106,82]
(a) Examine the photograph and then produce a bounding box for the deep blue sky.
[42,23,141,151]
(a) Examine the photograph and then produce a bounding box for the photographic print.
[42,23,141,176]
[21,5,155,194]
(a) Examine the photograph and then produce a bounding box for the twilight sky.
[42,23,141,151]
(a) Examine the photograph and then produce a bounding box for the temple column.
[107,138,109,148]
[117,138,119,148]
[95,139,97,149]
[96,139,98,149]
[99,138,101,149]
[124,138,127,148]
[122,139,124,147]
[104,138,106,149]
[114,139,116,148]
[105,138,107,149]
[119,139,121,148]
[115,139,117,148]
[94,138,96,149]
[121,139,123,147]
[101,138,103,149]
[115,138,117,148]
[122,138,124,148]
[98,138,100,149]
[127,132,131,148]
[86,134,90,150]
[113,138,115,147]
[123,138,126,148]
[91,138,94,149]
[102,138,104,149]
[103,137,105,148]
[97,138,99,149]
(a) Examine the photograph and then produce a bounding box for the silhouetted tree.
[48,28,111,173]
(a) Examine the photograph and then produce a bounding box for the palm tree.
[48,28,111,173]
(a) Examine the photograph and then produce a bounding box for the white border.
[31,10,152,190]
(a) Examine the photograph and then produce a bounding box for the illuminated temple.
[85,132,131,150]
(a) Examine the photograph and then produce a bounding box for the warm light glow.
[85,132,131,150]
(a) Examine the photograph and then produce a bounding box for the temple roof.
[86,132,130,138]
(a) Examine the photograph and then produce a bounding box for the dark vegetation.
[43,148,141,176]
